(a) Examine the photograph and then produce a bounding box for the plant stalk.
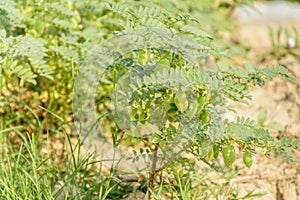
[148,145,158,199]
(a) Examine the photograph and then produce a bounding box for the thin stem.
[148,145,158,200]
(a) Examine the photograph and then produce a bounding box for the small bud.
[287,38,295,49]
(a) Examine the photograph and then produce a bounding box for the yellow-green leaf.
[174,91,188,112]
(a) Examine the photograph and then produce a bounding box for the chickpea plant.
[74,2,300,198]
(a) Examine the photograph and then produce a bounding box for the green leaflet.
[174,91,189,113]
[257,109,268,126]
[186,100,198,119]
[201,140,214,161]
[34,18,44,34]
